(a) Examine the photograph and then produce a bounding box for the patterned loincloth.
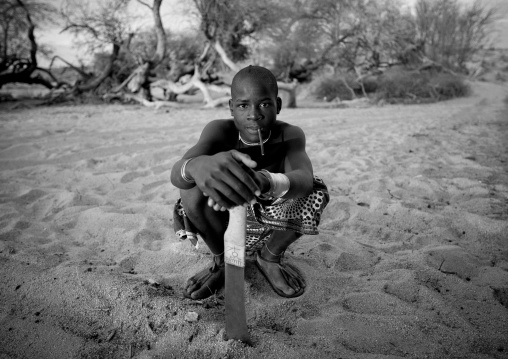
[173,176,329,253]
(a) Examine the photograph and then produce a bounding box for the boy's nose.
[247,107,261,120]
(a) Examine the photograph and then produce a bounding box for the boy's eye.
[260,103,270,108]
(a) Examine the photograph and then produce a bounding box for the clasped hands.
[187,150,269,211]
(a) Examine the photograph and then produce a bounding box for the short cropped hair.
[231,65,278,96]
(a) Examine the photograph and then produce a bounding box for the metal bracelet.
[259,170,290,198]
[180,157,195,183]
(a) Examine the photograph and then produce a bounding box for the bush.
[360,76,379,93]
[375,69,469,103]
[311,75,358,101]
[429,73,469,98]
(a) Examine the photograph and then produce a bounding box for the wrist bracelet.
[259,170,273,199]
[260,170,290,198]
[180,157,195,183]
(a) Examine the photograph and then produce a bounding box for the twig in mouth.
[258,128,264,156]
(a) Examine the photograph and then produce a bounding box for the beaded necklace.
[238,130,271,146]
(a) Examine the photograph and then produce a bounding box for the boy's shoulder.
[276,120,301,130]
[206,119,236,131]
[276,120,305,138]
[204,119,235,132]
[201,119,237,144]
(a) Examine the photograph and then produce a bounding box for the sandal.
[184,253,225,300]
[255,245,306,298]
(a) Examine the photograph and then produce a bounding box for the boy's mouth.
[246,127,261,135]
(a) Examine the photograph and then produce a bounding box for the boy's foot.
[256,246,306,298]
[184,256,225,300]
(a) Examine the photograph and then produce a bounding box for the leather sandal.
[255,246,305,298]
[184,253,225,300]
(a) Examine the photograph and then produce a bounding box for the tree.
[192,0,300,107]
[258,0,371,82]
[193,0,278,69]
[60,0,167,98]
[415,0,496,71]
[0,0,60,88]
[60,0,134,93]
[258,0,319,81]
[353,0,417,69]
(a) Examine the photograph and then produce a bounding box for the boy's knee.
[180,188,226,224]
[180,186,205,205]
[180,188,206,215]
[271,230,302,241]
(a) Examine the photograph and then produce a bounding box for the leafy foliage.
[311,74,359,101]
[375,68,469,103]
[428,73,469,98]
[256,0,421,82]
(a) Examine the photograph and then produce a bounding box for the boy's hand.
[187,150,261,210]
[203,169,270,211]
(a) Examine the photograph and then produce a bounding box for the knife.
[224,205,251,344]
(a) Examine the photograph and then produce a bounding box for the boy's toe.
[183,264,225,300]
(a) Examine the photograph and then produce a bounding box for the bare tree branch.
[48,56,91,79]
[75,43,120,92]
[137,0,151,9]
[149,0,165,65]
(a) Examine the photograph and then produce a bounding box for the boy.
[171,65,328,299]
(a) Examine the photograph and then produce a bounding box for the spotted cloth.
[173,176,329,253]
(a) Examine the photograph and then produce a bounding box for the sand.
[0,80,507,359]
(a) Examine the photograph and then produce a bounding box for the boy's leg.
[180,187,228,299]
[256,230,306,297]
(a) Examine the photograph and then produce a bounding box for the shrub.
[311,75,358,101]
[360,75,379,93]
[375,69,469,103]
[429,73,469,98]
[375,71,424,103]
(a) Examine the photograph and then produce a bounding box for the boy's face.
[229,76,281,143]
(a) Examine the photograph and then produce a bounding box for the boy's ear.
[228,99,234,116]
[276,97,282,114]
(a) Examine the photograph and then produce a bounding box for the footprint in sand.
[343,291,415,315]
[120,171,149,184]
[13,189,47,206]
[335,251,378,271]
[133,229,164,251]
[319,200,351,230]
[0,144,39,159]
[0,212,18,230]
[426,245,484,281]
[141,180,169,193]
[14,220,31,230]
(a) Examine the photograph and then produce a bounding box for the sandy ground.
[0,81,507,359]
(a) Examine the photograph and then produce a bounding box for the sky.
[36,0,508,67]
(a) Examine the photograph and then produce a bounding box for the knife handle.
[224,206,247,267]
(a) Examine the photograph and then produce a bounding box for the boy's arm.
[170,120,261,209]
[280,124,314,198]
